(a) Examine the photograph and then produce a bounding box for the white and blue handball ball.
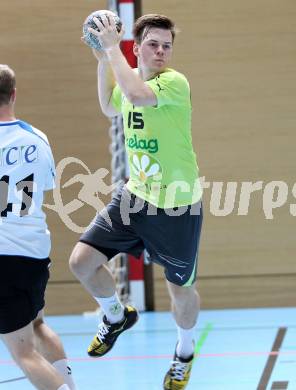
[82,10,122,51]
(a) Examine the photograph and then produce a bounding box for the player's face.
[134,28,173,72]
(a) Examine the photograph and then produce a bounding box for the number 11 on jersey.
[0,174,34,217]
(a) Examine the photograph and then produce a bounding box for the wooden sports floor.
[1,308,296,389]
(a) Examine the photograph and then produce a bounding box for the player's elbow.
[101,104,119,118]
[102,109,117,118]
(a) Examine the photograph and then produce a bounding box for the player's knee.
[69,249,86,277]
[170,284,197,304]
[69,246,97,279]
[70,242,108,278]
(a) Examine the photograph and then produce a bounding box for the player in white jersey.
[0,65,76,390]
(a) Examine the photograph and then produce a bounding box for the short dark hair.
[0,65,16,106]
[133,14,176,44]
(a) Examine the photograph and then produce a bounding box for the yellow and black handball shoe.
[163,350,194,390]
[87,305,139,357]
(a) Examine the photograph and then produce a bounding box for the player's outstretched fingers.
[88,27,100,38]
[108,15,118,32]
[100,14,110,30]
[93,16,105,31]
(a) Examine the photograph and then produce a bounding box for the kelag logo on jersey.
[126,134,158,154]
[0,145,38,166]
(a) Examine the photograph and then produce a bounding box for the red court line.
[1,350,296,365]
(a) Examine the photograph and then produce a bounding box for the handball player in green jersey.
[70,14,203,390]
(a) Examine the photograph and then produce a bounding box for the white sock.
[94,292,125,324]
[57,385,70,390]
[53,359,76,390]
[176,324,195,359]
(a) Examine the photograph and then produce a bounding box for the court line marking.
[1,350,296,366]
[54,324,296,337]
[257,327,287,390]
[271,382,289,390]
[0,376,26,384]
[194,322,213,357]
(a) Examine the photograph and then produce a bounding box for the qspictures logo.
[41,156,296,233]
[43,157,118,233]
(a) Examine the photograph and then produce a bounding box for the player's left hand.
[80,36,108,61]
[88,14,124,51]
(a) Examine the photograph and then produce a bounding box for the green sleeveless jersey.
[111,68,202,208]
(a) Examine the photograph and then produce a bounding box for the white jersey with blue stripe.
[0,120,56,259]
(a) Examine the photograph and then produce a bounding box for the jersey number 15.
[127,112,144,130]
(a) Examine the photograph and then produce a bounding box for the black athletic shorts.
[80,185,203,287]
[0,255,50,334]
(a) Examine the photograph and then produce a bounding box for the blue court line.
[0,376,26,384]
[55,325,296,338]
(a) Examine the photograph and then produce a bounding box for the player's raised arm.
[87,12,157,107]
[94,49,119,117]
[82,10,121,117]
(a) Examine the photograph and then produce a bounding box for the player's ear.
[11,88,17,104]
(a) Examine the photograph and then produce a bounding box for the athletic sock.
[53,359,76,390]
[94,292,125,324]
[57,385,70,390]
[176,324,195,359]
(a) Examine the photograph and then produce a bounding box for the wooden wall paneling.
[1,1,295,312]
[153,264,296,311]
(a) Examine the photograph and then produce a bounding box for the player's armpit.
[127,84,158,107]
[103,101,121,117]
